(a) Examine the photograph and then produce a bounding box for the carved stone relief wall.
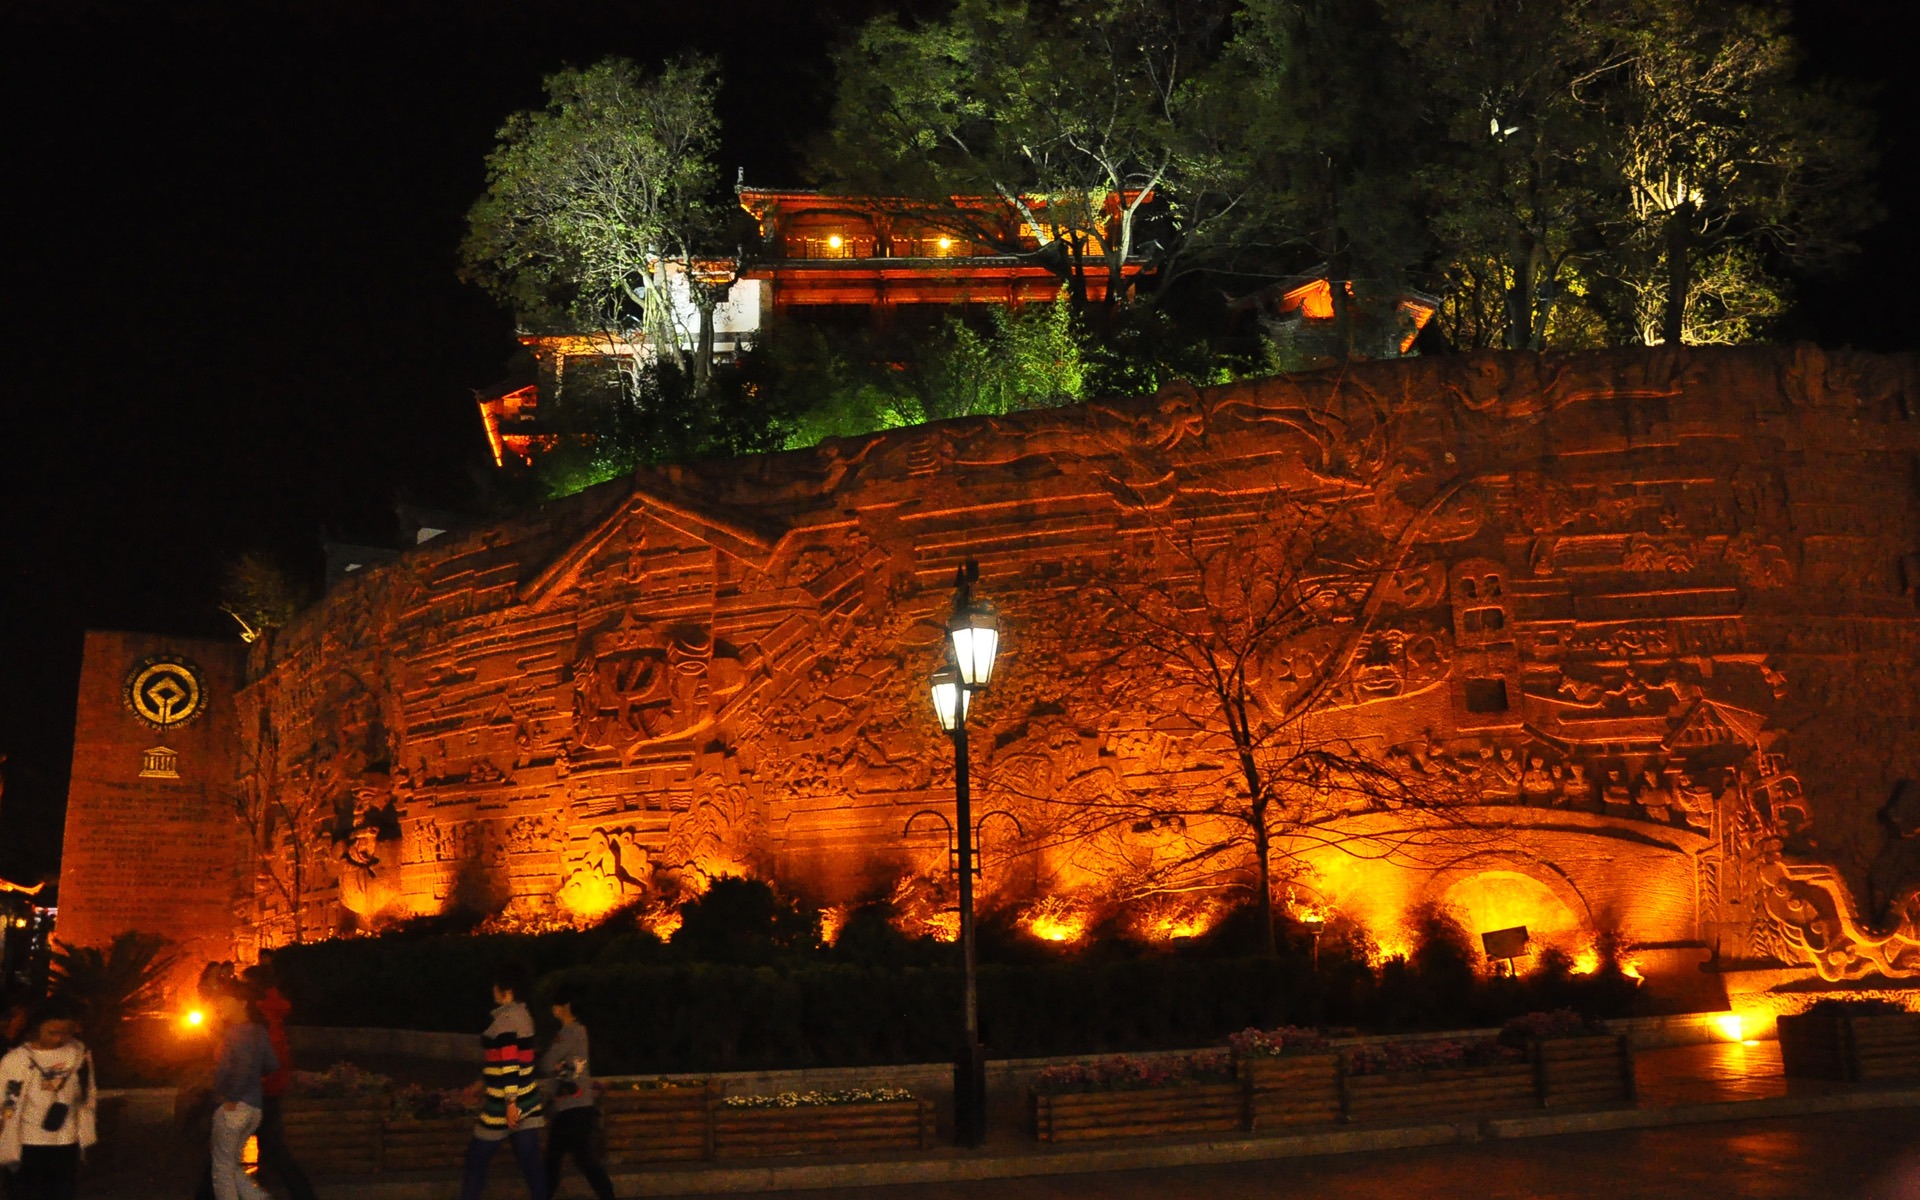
[223,346,1920,979]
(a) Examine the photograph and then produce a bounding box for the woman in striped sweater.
[457,964,548,1200]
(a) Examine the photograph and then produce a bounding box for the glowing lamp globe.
[930,668,968,733]
[948,609,1000,689]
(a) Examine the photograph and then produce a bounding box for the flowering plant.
[721,1087,915,1109]
[389,1082,483,1120]
[1499,1009,1611,1048]
[1228,1026,1332,1059]
[288,1062,390,1098]
[602,1078,708,1091]
[1343,1038,1523,1077]
[1031,1051,1235,1096]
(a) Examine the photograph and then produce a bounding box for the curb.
[317,1086,1920,1198]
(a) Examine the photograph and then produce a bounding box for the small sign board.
[1481,926,1530,961]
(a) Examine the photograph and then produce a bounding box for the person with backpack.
[0,999,97,1200]
[540,989,614,1200]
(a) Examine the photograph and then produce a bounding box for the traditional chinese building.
[482,186,1164,468]
[481,187,1437,469]
[62,346,1920,1019]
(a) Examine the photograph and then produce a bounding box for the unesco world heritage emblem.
[125,657,205,730]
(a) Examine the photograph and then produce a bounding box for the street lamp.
[928,560,999,1148]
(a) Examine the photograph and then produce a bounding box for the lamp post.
[930,560,998,1148]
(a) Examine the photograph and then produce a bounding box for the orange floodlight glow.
[184,1009,206,1029]
[1712,1013,1744,1042]
[1025,898,1089,944]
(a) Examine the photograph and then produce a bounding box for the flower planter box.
[1240,1054,1342,1129]
[278,1095,387,1175]
[1534,1034,1634,1107]
[710,1099,934,1159]
[599,1081,719,1163]
[1340,1061,1538,1123]
[378,1115,473,1172]
[1779,1012,1920,1083]
[1030,1083,1247,1144]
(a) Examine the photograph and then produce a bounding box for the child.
[0,999,97,1200]
[541,989,614,1200]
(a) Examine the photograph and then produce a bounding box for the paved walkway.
[678,1108,1920,1200]
[74,1041,1920,1199]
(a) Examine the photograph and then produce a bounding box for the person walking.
[540,989,614,1200]
[240,962,316,1200]
[208,985,278,1200]
[458,964,547,1200]
[0,999,97,1200]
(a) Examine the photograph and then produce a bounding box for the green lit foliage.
[762,291,1093,452]
[460,56,737,388]
[531,360,791,500]
[916,288,1089,419]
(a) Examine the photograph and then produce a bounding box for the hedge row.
[533,957,1330,1073]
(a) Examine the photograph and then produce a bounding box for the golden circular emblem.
[125,658,204,729]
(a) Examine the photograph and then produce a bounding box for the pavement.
[75,1042,1920,1199]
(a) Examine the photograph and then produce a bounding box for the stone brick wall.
[58,632,243,977]
[213,346,1920,979]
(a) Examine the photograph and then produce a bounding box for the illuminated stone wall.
[224,346,1919,981]
[59,632,244,976]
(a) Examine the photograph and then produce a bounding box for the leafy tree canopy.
[461,56,741,388]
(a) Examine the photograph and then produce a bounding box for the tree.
[1221,0,1433,352]
[231,697,332,945]
[218,553,307,646]
[823,0,1247,307]
[460,56,738,394]
[1386,0,1875,350]
[1387,0,1610,351]
[1025,461,1484,955]
[1580,0,1877,346]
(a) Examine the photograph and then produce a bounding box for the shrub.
[1344,1038,1522,1076]
[1498,1009,1610,1048]
[672,877,821,964]
[1227,1025,1331,1059]
[1030,1051,1235,1096]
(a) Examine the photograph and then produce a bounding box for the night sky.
[0,0,1913,889]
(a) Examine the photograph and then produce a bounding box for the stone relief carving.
[216,348,1919,982]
